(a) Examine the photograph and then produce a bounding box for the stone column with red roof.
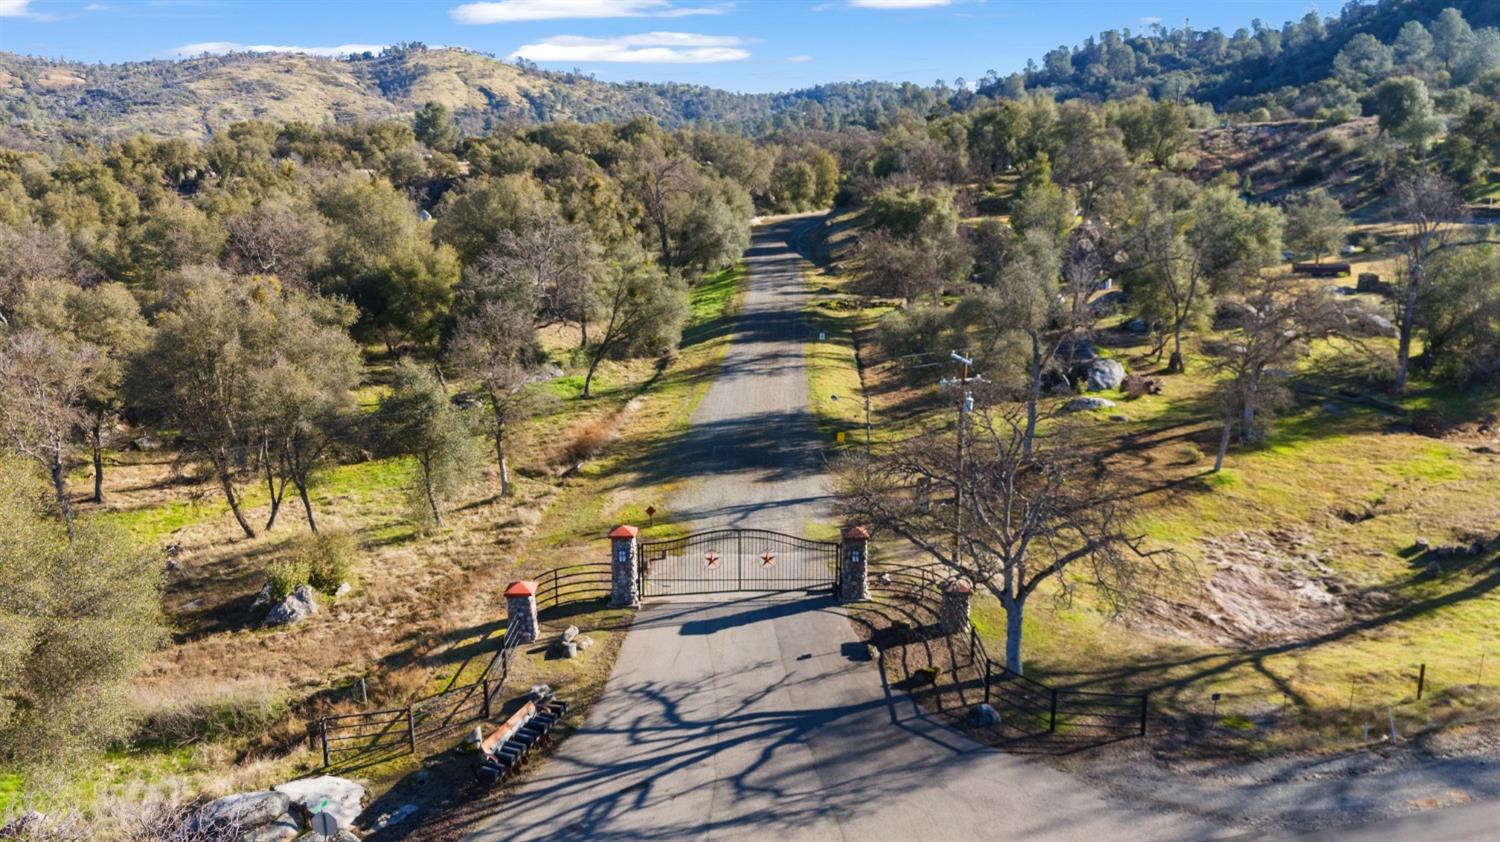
[940,578,972,635]
[839,526,870,603]
[504,580,539,644]
[609,525,640,608]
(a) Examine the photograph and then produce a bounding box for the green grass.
[962,351,1500,755]
[802,269,892,449]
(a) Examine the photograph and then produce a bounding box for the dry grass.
[8,263,750,821]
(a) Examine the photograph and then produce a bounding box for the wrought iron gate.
[639,529,839,597]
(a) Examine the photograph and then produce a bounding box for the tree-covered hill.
[977,0,1499,118]
[0,44,933,144]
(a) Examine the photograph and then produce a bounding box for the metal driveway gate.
[639,529,839,597]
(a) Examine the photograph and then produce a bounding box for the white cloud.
[849,0,951,8]
[451,0,726,24]
[163,42,388,59]
[0,0,39,18]
[509,31,748,63]
[785,54,813,63]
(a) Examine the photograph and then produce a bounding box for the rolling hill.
[0,45,926,143]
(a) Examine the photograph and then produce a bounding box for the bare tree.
[621,140,694,265]
[1207,278,1349,472]
[0,332,101,534]
[467,209,599,347]
[834,405,1170,673]
[225,198,328,286]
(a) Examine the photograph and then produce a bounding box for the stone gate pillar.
[609,525,640,608]
[940,578,972,635]
[839,526,870,602]
[505,580,539,644]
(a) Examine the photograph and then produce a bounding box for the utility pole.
[946,351,974,570]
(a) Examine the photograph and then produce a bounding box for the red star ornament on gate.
[705,552,720,568]
[761,551,775,567]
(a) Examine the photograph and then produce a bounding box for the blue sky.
[1,0,1321,93]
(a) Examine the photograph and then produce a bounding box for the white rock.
[376,804,419,828]
[271,775,365,830]
[240,813,300,842]
[1065,396,1116,412]
[334,581,352,598]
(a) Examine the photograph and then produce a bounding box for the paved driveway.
[466,222,1217,841]
[469,594,1215,842]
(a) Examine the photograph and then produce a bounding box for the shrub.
[296,531,356,593]
[564,417,616,463]
[267,531,356,598]
[265,558,309,601]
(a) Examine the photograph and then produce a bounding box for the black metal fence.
[969,627,1148,737]
[314,562,614,766]
[862,558,1146,738]
[536,562,612,609]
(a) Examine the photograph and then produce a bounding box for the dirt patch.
[1446,412,1500,454]
[1133,530,1378,646]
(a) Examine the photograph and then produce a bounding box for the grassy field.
[0,262,750,824]
[802,203,1500,759]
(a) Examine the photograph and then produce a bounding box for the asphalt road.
[466,221,1217,841]
[659,216,831,536]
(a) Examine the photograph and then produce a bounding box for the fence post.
[481,679,491,720]
[609,525,641,607]
[320,719,330,768]
[1139,692,1150,736]
[1417,663,1426,700]
[838,526,870,603]
[504,580,540,645]
[406,706,417,754]
[1049,689,1058,733]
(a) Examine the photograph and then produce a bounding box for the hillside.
[0,45,925,143]
[977,0,1499,117]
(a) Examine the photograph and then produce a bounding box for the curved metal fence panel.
[314,562,608,766]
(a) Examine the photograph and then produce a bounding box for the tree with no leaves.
[833,404,1170,673]
[461,207,600,348]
